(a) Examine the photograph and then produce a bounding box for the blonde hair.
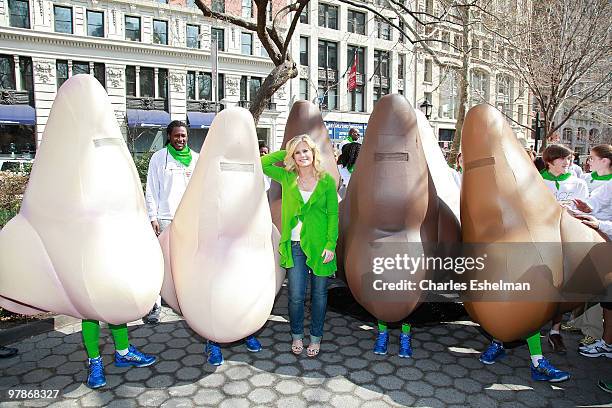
[284,134,326,180]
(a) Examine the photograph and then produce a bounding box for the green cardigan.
[261,150,339,277]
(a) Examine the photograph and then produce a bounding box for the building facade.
[0,0,534,158]
[0,0,289,157]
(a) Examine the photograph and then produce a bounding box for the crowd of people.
[3,123,608,395]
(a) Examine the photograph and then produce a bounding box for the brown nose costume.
[461,104,608,342]
[268,101,340,230]
[339,95,460,323]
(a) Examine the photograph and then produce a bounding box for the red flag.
[347,52,357,92]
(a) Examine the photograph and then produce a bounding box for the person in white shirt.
[336,142,360,198]
[581,144,612,195]
[541,144,588,353]
[259,144,271,193]
[144,120,199,324]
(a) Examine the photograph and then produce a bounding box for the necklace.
[297,175,316,191]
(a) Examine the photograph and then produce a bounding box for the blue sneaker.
[245,335,262,352]
[398,333,412,358]
[530,358,570,382]
[86,356,106,389]
[114,345,156,368]
[373,331,389,355]
[479,341,506,365]
[205,341,224,366]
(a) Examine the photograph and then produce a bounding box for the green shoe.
[598,380,612,394]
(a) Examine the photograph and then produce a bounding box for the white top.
[599,220,612,240]
[585,180,612,222]
[451,168,462,190]
[264,175,271,192]
[145,147,199,221]
[569,163,584,179]
[542,174,588,206]
[290,189,313,241]
[581,172,611,194]
[338,165,352,190]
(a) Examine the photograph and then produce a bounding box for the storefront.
[0,104,37,158]
[324,121,367,148]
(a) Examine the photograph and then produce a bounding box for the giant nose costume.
[159,107,279,343]
[0,74,164,324]
[339,95,461,323]
[461,104,608,342]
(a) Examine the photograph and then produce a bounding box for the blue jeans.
[287,241,329,344]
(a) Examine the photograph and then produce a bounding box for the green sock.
[82,320,101,359]
[401,323,411,334]
[377,320,388,332]
[109,323,129,351]
[526,332,542,356]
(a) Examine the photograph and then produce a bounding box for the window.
[249,77,261,102]
[318,3,338,29]
[240,76,248,101]
[425,0,433,14]
[347,46,365,112]
[347,10,365,35]
[473,39,480,59]
[241,0,252,18]
[482,41,490,60]
[186,24,200,48]
[398,21,405,43]
[441,31,450,51]
[496,74,513,118]
[153,20,168,45]
[56,60,68,90]
[125,66,136,96]
[241,32,252,55]
[470,70,489,104]
[300,37,309,66]
[373,50,390,104]
[54,6,73,34]
[424,59,432,82]
[318,40,338,110]
[139,67,154,97]
[0,55,16,89]
[72,61,89,75]
[211,0,225,13]
[198,72,212,100]
[19,56,33,95]
[518,105,524,125]
[299,78,309,100]
[125,16,141,42]
[186,71,196,99]
[9,0,30,29]
[260,46,269,58]
[211,28,224,51]
[453,34,462,52]
[439,69,459,119]
[398,54,405,80]
[424,92,432,104]
[158,68,168,99]
[267,1,273,21]
[94,63,105,87]
[217,73,225,101]
[376,18,391,40]
[87,10,104,37]
[300,7,308,23]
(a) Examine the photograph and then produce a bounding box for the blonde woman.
[261,135,339,357]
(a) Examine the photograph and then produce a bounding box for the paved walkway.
[1,284,610,407]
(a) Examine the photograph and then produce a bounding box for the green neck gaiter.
[167,144,192,167]
[348,165,354,173]
[591,171,612,182]
[541,169,571,190]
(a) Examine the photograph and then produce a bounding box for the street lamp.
[420,99,433,120]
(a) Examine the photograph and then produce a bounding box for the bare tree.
[493,0,612,150]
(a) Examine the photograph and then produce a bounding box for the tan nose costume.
[461,104,608,342]
[0,75,164,325]
[338,95,461,323]
[159,108,281,343]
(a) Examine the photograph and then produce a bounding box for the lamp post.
[420,99,433,120]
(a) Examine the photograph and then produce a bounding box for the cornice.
[0,27,275,69]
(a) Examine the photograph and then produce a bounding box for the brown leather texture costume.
[461,104,608,342]
[267,100,340,230]
[338,95,460,323]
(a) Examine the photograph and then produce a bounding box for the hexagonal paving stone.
[325,377,354,393]
[137,389,169,406]
[160,348,187,361]
[193,388,224,405]
[248,372,276,387]
[376,375,404,391]
[275,379,304,395]
[80,390,115,407]
[275,396,307,408]
[175,366,202,381]
[301,388,332,402]
[248,388,277,404]
[371,362,395,375]
[219,398,250,408]
[222,380,251,396]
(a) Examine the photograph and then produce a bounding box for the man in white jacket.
[144,120,199,324]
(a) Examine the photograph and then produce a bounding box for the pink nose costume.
[159,107,280,343]
[0,75,164,325]
[461,104,608,342]
[338,95,461,323]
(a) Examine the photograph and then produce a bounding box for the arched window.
[562,128,573,142]
[439,68,459,119]
[470,69,489,105]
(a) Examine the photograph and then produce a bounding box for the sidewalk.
[0,285,610,407]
